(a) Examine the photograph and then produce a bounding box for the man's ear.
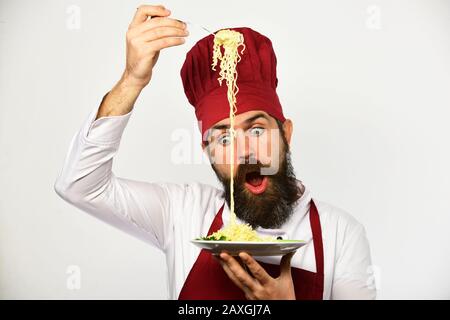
[282,119,293,145]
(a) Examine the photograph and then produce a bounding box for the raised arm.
[54,4,190,250]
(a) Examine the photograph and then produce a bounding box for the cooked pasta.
[207,222,275,242]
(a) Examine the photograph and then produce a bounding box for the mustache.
[236,161,269,181]
[216,158,274,186]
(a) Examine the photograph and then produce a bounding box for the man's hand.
[217,251,296,300]
[95,4,189,120]
[123,4,189,89]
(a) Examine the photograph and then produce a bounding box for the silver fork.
[180,20,215,36]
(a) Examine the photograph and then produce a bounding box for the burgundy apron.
[178,199,324,300]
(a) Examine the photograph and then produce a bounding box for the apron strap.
[309,200,324,275]
[207,203,225,236]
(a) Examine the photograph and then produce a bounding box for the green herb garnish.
[197,235,228,241]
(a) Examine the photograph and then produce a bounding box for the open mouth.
[244,170,268,195]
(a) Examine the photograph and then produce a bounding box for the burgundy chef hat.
[180,27,286,140]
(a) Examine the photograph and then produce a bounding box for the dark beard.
[212,150,302,229]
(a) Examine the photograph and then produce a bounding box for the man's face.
[202,111,302,229]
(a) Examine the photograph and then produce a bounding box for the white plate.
[191,239,307,256]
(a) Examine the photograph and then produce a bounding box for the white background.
[0,0,449,299]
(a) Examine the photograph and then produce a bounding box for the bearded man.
[55,4,376,300]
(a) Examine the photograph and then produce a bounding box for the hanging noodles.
[211,29,245,224]
[202,29,274,242]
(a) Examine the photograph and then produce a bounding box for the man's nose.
[235,131,258,164]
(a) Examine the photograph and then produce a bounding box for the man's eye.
[218,134,231,146]
[249,127,265,137]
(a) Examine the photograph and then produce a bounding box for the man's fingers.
[130,4,170,27]
[220,252,258,291]
[218,259,254,297]
[214,255,246,291]
[137,26,189,43]
[280,252,295,278]
[144,36,186,51]
[132,17,186,35]
[218,257,258,300]
[238,252,272,285]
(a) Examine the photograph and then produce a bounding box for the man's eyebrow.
[211,113,270,131]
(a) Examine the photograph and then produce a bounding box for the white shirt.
[54,105,377,300]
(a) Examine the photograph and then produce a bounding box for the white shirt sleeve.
[54,102,181,251]
[331,223,377,300]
